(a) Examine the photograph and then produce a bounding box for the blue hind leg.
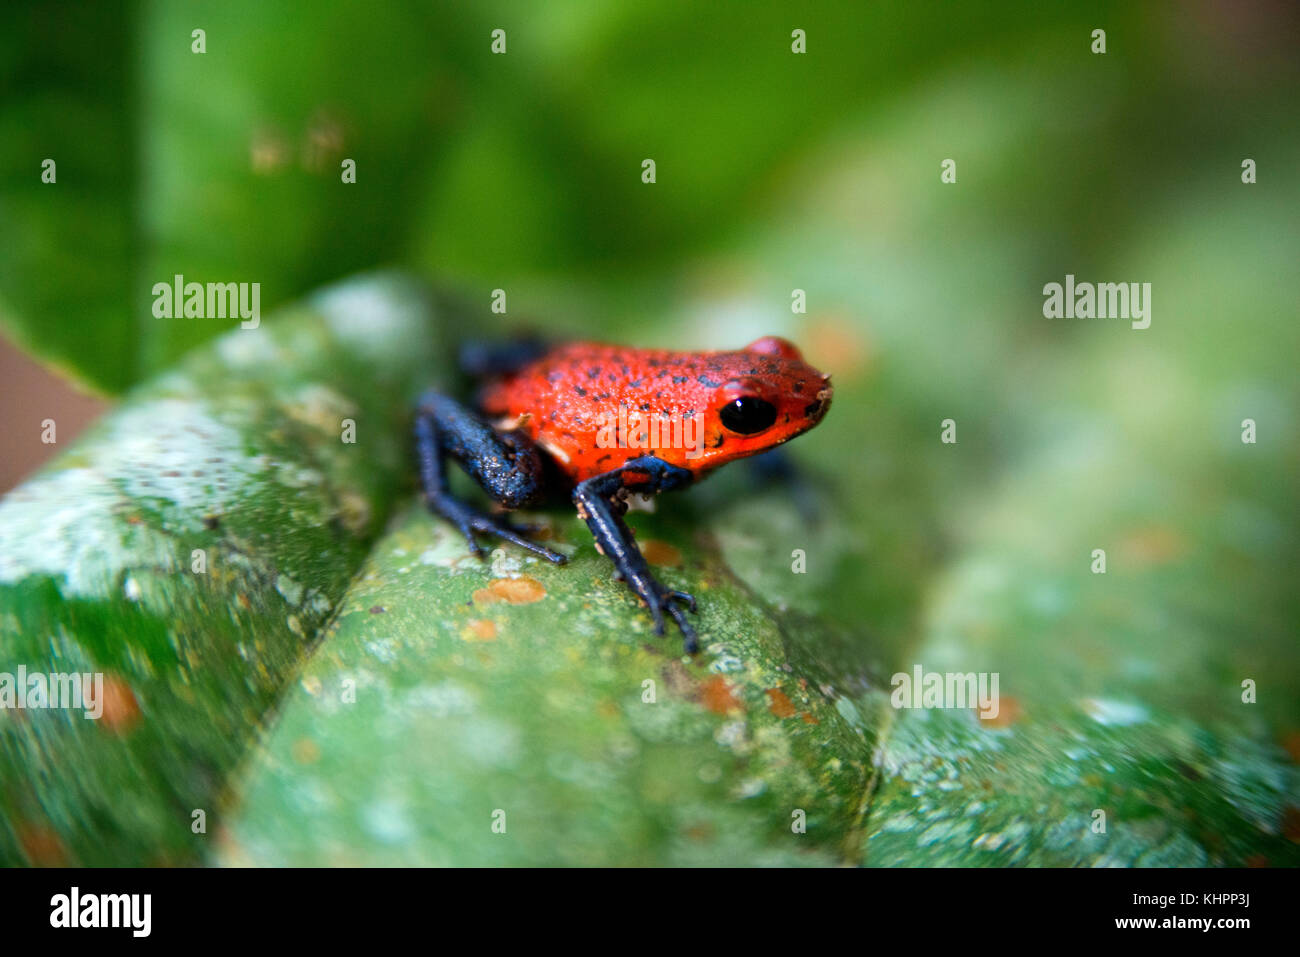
[415,390,566,564]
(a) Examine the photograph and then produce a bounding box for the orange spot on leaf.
[684,821,715,843]
[292,738,321,764]
[700,676,741,715]
[766,688,797,719]
[641,540,682,568]
[18,824,66,866]
[1120,526,1187,566]
[806,313,871,378]
[473,576,547,605]
[978,695,1022,729]
[97,674,141,734]
[463,619,498,642]
[1280,730,1300,764]
[1282,806,1300,843]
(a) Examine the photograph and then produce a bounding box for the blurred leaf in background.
[5,0,1159,391]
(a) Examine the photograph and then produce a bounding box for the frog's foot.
[572,455,700,654]
[645,585,699,653]
[433,496,567,564]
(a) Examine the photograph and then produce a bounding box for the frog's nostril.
[804,382,832,421]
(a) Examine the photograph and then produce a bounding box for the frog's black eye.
[719,395,777,435]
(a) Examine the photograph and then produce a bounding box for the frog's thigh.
[416,391,545,509]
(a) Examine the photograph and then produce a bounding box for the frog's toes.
[648,588,699,653]
[471,513,568,564]
[434,497,565,564]
[457,526,489,560]
[667,589,698,614]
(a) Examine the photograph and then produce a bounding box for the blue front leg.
[571,456,699,653]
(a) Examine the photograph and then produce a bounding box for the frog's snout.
[803,375,832,424]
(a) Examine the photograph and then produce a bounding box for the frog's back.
[477,343,712,481]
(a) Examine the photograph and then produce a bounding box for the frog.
[415,335,832,653]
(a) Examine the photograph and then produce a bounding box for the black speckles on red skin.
[479,337,832,484]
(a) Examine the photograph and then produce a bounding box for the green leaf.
[0,0,139,390]
[860,437,1300,866]
[0,0,460,393]
[0,274,453,865]
[219,505,885,866]
[1,0,1114,393]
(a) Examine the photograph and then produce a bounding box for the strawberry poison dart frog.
[415,336,832,653]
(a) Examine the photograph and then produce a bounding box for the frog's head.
[690,336,832,471]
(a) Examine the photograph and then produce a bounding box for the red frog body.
[479,337,832,483]
[416,335,832,652]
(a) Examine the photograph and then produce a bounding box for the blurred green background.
[1,0,1297,865]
